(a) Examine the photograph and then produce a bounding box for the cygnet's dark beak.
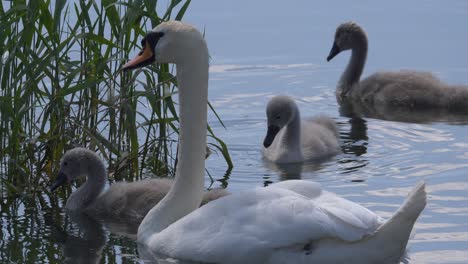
[327,41,341,62]
[263,125,281,148]
[48,171,69,192]
[121,40,155,71]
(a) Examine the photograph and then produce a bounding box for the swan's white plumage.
[127,21,426,264]
[148,181,383,263]
[145,181,426,264]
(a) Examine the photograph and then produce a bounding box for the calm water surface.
[2,0,468,263]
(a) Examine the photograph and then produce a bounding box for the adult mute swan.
[123,21,426,264]
[263,95,340,163]
[49,147,228,222]
[327,21,468,111]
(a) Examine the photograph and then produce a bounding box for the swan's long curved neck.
[138,53,209,243]
[282,108,301,153]
[338,38,368,96]
[67,163,106,210]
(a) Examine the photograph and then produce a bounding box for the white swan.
[327,21,468,110]
[49,147,228,222]
[263,95,340,163]
[123,21,427,264]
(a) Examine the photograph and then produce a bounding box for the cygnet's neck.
[66,160,106,210]
[338,36,368,96]
[138,52,209,243]
[281,106,302,158]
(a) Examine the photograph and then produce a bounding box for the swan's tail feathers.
[372,182,426,254]
[391,181,426,224]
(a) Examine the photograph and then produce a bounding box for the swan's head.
[263,95,299,148]
[122,21,208,70]
[327,21,367,61]
[49,148,104,192]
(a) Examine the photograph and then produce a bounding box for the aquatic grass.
[0,0,233,199]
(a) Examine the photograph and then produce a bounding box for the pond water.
[2,0,468,263]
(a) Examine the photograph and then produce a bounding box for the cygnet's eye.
[64,161,68,166]
[156,32,165,38]
[275,115,281,120]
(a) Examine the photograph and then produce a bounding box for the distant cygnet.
[49,148,228,223]
[327,21,468,111]
[262,95,340,163]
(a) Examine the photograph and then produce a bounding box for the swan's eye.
[144,32,165,50]
[138,37,147,55]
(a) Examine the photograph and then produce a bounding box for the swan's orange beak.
[122,40,155,71]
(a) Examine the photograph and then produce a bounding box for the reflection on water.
[338,97,468,124]
[411,250,468,264]
[0,194,140,263]
[47,212,106,264]
[263,158,320,181]
[338,117,370,175]
[209,63,317,74]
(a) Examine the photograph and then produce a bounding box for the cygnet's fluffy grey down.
[49,148,228,223]
[263,95,340,163]
[327,21,468,111]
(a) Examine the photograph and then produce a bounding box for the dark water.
[2,0,468,263]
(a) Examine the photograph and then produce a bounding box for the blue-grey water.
[2,0,468,263]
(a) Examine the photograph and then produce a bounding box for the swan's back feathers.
[355,69,468,110]
[200,188,230,205]
[270,179,322,198]
[87,178,229,222]
[301,116,340,160]
[88,179,173,221]
[149,182,383,263]
[306,115,339,138]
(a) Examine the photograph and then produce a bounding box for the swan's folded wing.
[315,191,384,232]
[299,120,340,160]
[148,186,383,263]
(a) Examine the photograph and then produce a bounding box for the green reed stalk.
[0,0,232,196]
